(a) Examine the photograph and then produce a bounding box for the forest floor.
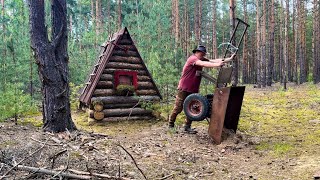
[1,83,320,180]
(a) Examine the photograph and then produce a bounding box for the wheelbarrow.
[183,18,249,144]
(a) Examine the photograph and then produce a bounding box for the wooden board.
[208,87,231,144]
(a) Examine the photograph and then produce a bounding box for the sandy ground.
[0,117,319,180]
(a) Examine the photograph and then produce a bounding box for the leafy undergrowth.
[1,83,319,179]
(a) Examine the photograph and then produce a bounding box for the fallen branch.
[30,137,62,146]
[49,149,67,169]
[156,174,174,180]
[117,144,147,180]
[127,99,142,120]
[68,169,131,180]
[0,139,48,179]
[16,165,91,180]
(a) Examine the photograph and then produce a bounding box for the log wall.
[89,33,161,122]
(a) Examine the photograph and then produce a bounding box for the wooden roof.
[79,27,162,105]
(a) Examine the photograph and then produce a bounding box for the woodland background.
[0,0,319,120]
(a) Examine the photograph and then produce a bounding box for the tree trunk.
[194,1,200,44]
[198,0,202,44]
[183,0,188,57]
[95,0,102,36]
[29,0,76,132]
[174,0,179,46]
[256,0,261,87]
[313,0,319,83]
[299,0,307,83]
[292,0,298,84]
[212,0,217,59]
[118,0,122,29]
[1,0,6,92]
[287,0,292,83]
[267,0,275,86]
[260,0,266,87]
[229,0,238,86]
[90,0,96,45]
[241,0,248,84]
[283,0,289,89]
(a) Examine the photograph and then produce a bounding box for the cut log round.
[96,81,113,89]
[101,116,154,122]
[91,96,160,104]
[93,104,104,111]
[103,69,148,76]
[136,89,158,96]
[100,74,113,81]
[105,62,144,70]
[93,89,115,97]
[93,111,104,120]
[103,108,152,117]
[109,56,141,64]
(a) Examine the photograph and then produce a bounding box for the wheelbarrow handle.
[236,18,250,27]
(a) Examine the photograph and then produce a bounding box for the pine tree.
[29,0,76,132]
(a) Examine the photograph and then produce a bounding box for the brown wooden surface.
[103,69,147,75]
[136,89,158,96]
[99,74,113,81]
[96,81,113,88]
[101,108,152,117]
[137,75,151,81]
[100,116,154,122]
[112,50,139,57]
[105,62,144,70]
[93,104,104,112]
[104,103,141,109]
[138,81,154,89]
[93,111,104,120]
[118,39,133,45]
[91,96,160,104]
[208,87,231,144]
[93,89,115,96]
[109,56,141,64]
[114,45,136,51]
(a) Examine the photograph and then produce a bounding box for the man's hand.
[224,53,236,62]
[216,59,225,66]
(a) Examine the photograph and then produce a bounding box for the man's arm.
[208,53,236,63]
[194,59,224,68]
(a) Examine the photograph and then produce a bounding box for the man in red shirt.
[168,45,235,133]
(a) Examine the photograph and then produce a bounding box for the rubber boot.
[184,125,198,134]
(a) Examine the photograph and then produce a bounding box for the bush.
[0,83,39,121]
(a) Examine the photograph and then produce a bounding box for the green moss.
[0,140,18,148]
[116,84,135,96]
[18,117,43,127]
[272,143,293,156]
[255,141,271,151]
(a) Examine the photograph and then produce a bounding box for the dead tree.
[29,0,76,132]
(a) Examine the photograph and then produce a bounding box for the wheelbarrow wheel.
[183,93,209,121]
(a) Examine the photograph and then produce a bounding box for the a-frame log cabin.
[79,27,162,122]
